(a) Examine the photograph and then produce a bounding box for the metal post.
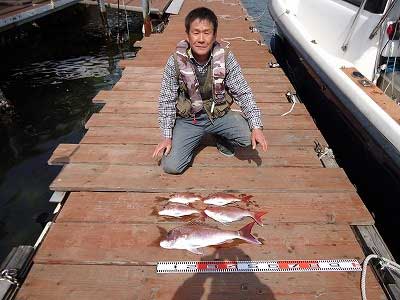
[142,0,151,37]
[97,0,111,37]
[341,0,368,51]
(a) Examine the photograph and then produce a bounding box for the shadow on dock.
[172,247,275,300]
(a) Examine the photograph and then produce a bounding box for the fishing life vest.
[173,40,232,119]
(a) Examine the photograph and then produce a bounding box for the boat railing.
[369,0,399,39]
[341,0,368,51]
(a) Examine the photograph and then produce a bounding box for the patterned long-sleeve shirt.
[158,50,263,138]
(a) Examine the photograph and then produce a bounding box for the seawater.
[0,5,141,261]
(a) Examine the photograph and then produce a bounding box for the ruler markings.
[157,259,362,273]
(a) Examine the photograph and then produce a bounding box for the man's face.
[186,18,216,61]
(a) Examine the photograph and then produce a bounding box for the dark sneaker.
[216,141,235,157]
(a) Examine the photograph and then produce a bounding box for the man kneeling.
[152,7,268,174]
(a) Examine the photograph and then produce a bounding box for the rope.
[361,254,400,300]
[201,0,241,6]
[318,147,334,160]
[217,1,268,21]
[280,102,296,116]
[220,37,265,48]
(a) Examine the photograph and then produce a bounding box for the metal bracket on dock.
[49,191,67,203]
[268,60,280,68]
[285,91,300,103]
[353,225,400,300]
[0,246,35,300]
[249,26,259,33]
[314,141,339,168]
[152,21,166,33]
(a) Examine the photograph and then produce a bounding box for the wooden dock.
[15,0,388,299]
[0,0,80,32]
[80,0,174,15]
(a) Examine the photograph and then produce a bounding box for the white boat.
[268,0,400,172]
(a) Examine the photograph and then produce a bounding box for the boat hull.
[268,0,400,176]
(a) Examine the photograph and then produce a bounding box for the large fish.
[168,192,202,204]
[158,203,201,218]
[202,192,253,206]
[160,222,261,254]
[204,207,266,226]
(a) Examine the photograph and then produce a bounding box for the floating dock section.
[0,0,173,32]
[80,0,174,15]
[14,0,389,298]
[0,0,80,32]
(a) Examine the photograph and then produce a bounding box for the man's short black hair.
[185,7,218,34]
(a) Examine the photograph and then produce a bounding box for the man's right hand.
[152,138,172,158]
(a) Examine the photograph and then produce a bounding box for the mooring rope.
[361,254,400,300]
[217,0,268,21]
[280,102,296,117]
[201,0,241,6]
[220,36,265,48]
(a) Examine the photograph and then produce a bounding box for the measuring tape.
[157,259,362,273]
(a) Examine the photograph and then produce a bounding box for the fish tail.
[238,221,261,245]
[240,194,253,203]
[254,211,267,226]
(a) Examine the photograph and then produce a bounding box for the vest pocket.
[176,96,193,118]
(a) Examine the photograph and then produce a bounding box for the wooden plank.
[119,73,291,84]
[120,60,274,69]
[112,81,294,93]
[56,191,373,225]
[80,128,327,146]
[342,67,400,124]
[98,101,304,114]
[93,90,294,103]
[85,114,317,130]
[35,223,364,264]
[16,264,385,300]
[49,165,354,192]
[48,144,322,168]
[121,66,285,76]
[134,50,274,60]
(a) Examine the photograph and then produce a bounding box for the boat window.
[342,0,388,14]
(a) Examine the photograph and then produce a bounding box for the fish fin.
[199,211,207,222]
[187,248,203,255]
[238,221,262,245]
[254,211,267,226]
[240,194,254,203]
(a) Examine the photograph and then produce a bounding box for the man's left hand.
[251,128,268,152]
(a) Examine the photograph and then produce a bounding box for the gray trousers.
[162,110,251,174]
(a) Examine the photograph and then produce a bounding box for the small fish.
[158,203,201,218]
[204,207,266,226]
[168,192,202,204]
[202,193,253,206]
[160,222,261,254]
